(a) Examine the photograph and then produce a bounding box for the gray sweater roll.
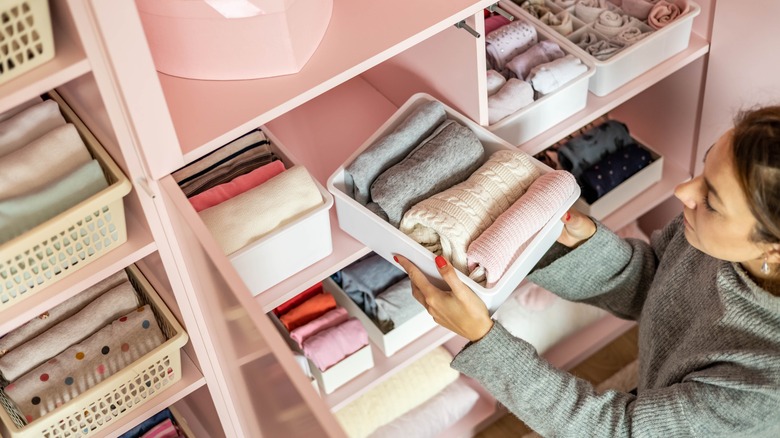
[452,215,780,437]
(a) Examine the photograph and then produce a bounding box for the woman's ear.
[765,243,780,264]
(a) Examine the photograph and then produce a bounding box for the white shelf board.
[93,351,206,437]
[159,0,494,166]
[518,33,710,155]
[0,209,156,335]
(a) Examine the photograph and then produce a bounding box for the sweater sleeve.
[526,216,682,320]
[452,323,780,438]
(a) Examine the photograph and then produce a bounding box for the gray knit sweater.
[452,216,780,437]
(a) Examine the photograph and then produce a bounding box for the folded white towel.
[0,100,66,158]
[199,165,323,255]
[0,124,92,200]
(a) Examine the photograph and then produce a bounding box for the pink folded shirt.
[141,418,179,438]
[302,318,368,371]
[289,307,349,348]
[467,170,578,286]
[189,160,286,212]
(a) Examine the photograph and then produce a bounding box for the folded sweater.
[0,99,66,158]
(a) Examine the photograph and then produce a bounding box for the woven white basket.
[0,91,132,309]
[0,265,189,437]
[0,0,56,85]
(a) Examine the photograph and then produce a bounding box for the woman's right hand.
[558,209,597,248]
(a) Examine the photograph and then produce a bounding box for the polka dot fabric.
[4,305,165,422]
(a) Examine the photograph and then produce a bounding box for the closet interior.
[2,0,750,436]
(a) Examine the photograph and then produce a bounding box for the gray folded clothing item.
[368,120,485,227]
[375,278,425,334]
[341,253,407,322]
[0,99,66,158]
[345,101,446,205]
[0,160,108,244]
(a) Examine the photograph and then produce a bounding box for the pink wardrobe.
[1,0,778,436]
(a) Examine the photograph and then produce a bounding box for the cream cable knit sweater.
[399,150,540,274]
[453,216,780,437]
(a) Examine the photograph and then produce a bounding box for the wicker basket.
[0,91,132,309]
[0,0,56,85]
[0,265,190,437]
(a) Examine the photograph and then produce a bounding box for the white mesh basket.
[0,91,132,309]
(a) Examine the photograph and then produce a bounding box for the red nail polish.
[393,255,399,263]
[435,255,448,268]
[565,212,571,222]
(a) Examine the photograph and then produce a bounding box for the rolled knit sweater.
[399,150,540,274]
[452,215,780,437]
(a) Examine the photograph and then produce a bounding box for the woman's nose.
[674,177,698,210]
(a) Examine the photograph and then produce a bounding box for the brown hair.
[732,106,780,244]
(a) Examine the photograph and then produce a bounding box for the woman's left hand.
[393,254,494,342]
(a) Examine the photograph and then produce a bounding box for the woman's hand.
[558,209,597,248]
[393,254,493,342]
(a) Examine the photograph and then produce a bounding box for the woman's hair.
[732,106,780,244]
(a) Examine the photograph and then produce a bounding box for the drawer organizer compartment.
[228,129,334,296]
[0,265,189,438]
[327,93,579,312]
[534,117,663,220]
[325,277,436,358]
[269,287,373,395]
[504,0,700,96]
[485,10,595,145]
[0,91,132,309]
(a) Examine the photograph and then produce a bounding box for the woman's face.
[673,130,765,263]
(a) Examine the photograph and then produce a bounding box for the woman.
[394,106,780,437]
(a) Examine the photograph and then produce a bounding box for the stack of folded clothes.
[0,270,165,423]
[333,253,425,334]
[344,101,579,287]
[273,283,368,373]
[0,97,109,244]
[483,15,589,124]
[172,129,324,256]
[120,408,188,438]
[535,118,656,203]
[335,347,480,438]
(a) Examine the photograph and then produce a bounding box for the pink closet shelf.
[0,212,155,335]
[0,1,90,114]
[159,0,495,169]
[518,33,709,156]
[89,351,206,437]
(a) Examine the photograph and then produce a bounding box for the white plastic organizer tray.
[327,93,579,312]
[502,0,700,96]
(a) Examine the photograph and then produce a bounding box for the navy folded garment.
[580,143,653,203]
[119,408,174,438]
[558,120,634,178]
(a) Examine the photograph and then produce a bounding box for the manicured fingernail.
[565,212,571,222]
[435,255,448,268]
[393,256,399,263]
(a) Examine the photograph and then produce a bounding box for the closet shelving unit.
[0,0,725,436]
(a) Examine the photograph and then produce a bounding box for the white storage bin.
[486,14,595,145]
[502,0,700,96]
[327,93,579,312]
[573,138,663,220]
[222,129,334,296]
[324,277,436,357]
[268,308,373,395]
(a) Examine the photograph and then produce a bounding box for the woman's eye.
[703,195,717,213]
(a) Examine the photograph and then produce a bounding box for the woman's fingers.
[558,208,597,247]
[394,254,438,300]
